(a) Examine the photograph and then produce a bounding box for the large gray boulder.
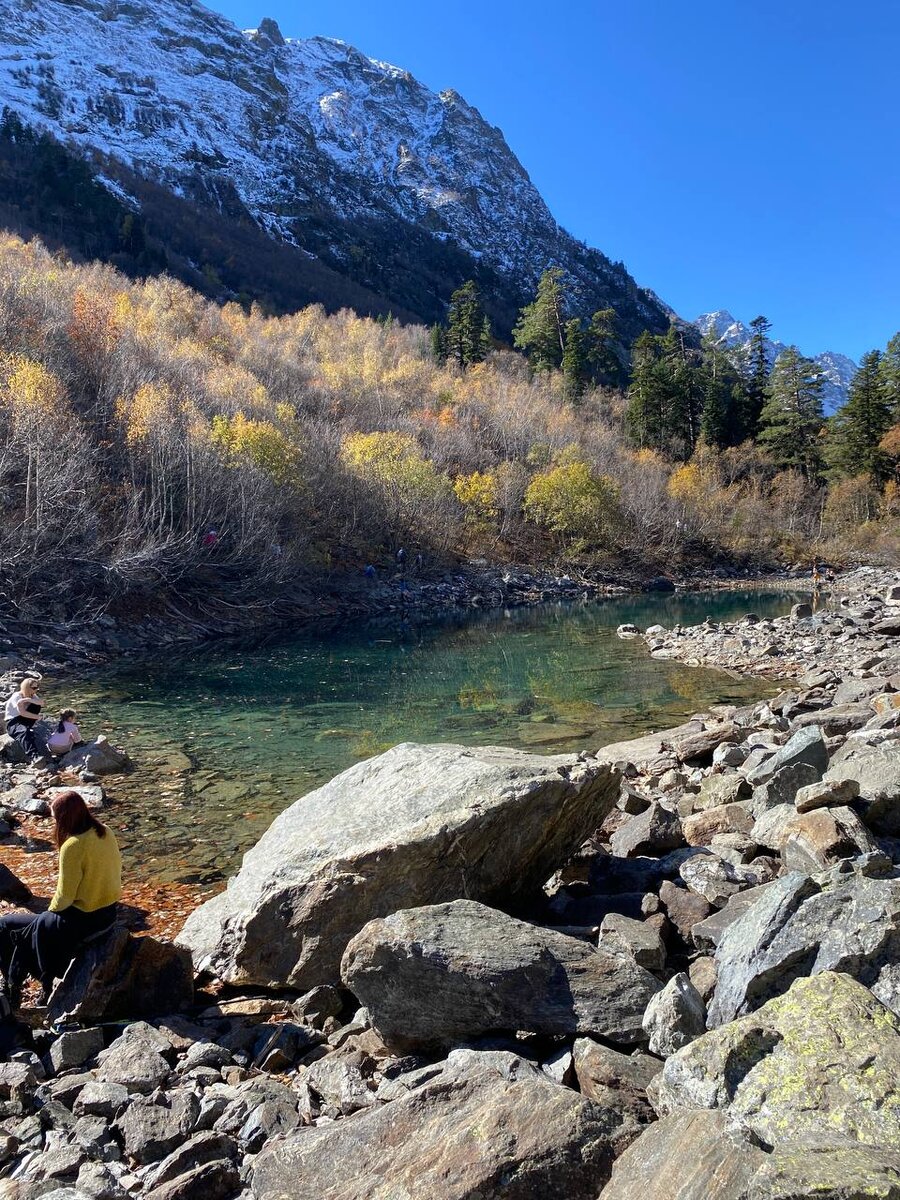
[178,743,620,988]
[341,899,661,1051]
[600,1110,900,1199]
[709,867,900,1027]
[743,725,828,787]
[823,743,900,835]
[656,972,900,1150]
[59,735,131,775]
[250,1050,620,1200]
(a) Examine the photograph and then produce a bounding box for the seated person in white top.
[48,709,85,758]
[4,676,45,761]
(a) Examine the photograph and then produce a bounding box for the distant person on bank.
[48,708,85,759]
[0,791,122,1008]
[4,675,45,761]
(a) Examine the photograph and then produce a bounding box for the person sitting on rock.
[0,790,121,1008]
[4,675,46,762]
[47,709,85,759]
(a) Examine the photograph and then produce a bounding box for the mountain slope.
[0,0,670,339]
[695,310,856,415]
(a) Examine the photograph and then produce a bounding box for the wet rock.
[709,869,900,1026]
[571,1039,660,1155]
[58,736,131,776]
[48,929,194,1025]
[642,972,706,1056]
[610,803,684,857]
[657,972,900,1149]
[251,1050,620,1200]
[341,899,661,1052]
[178,743,621,989]
[779,806,880,873]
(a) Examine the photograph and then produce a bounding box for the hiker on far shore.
[396,547,407,574]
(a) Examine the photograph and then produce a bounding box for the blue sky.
[217,0,897,360]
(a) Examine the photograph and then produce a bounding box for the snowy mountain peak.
[0,0,669,337]
[694,311,857,414]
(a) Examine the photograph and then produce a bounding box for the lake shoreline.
[0,561,819,683]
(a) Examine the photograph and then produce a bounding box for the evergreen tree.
[445,281,489,367]
[827,350,893,479]
[429,323,446,364]
[742,314,772,438]
[513,267,566,370]
[562,318,589,402]
[758,346,826,479]
[587,307,621,387]
[626,332,677,453]
[878,331,900,417]
[699,338,744,447]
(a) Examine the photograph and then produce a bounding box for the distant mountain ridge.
[694,310,856,415]
[0,0,670,340]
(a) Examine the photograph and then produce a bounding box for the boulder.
[96,1023,173,1094]
[779,806,880,873]
[250,1050,621,1200]
[115,1091,201,1164]
[743,726,828,787]
[571,1039,661,1155]
[823,744,900,835]
[58,736,131,776]
[694,773,751,809]
[794,777,859,813]
[708,868,900,1027]
[682,803,753,846]
[791,704,873,737]
[749,803,798,850]
[0,735,26,765]
[610,803,684,858]
[658,880,712,941]
[0,863,31,905]
[790,602,813,620]
[600,1110,900,1200]
[341,900,661,1051]
[656,972,900,1149]
[690,882,778,951]
[598,913,666,971]
[678,853,758,908]
[642,972,706,1056]
[178,743,621,988]
[48,929,193,1024]
[751,761,822,810]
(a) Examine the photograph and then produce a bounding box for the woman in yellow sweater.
[0,790,122,1007]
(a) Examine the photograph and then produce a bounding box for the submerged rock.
[178,743,620,989]
[341,899,661,1051]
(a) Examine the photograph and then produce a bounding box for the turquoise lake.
[64,589,802,886]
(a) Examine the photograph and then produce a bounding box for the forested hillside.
[0,235,896,624]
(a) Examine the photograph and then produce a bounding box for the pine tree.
[445,281,488,367]
[430,323,446,364]
[879,331,900,417]
[758,346,826,479]
[699,338,744,447]
[742,314,772,438]
[827,350,892,479]
[513,267,567,370]
[562,318,589,402]
[587,307,620,387]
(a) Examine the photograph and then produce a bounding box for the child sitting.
[47,710,85,758]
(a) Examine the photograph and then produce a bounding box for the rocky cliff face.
[695,310,857,415]
[0,0,670,337]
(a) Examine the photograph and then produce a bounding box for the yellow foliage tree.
[523,461,620,544]
[211,412,302,487]
[453,471,499,525]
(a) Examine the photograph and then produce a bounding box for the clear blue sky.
[217,0,897,360]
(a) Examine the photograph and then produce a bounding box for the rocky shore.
[0,570,898,1198]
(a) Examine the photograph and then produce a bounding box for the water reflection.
[65,590,802,885]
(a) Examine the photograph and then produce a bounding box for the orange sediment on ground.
[0,814,213,942]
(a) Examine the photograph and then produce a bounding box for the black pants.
[5,717,39,759]
[0,904,118,995]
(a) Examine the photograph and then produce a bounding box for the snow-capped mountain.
[695,311,857,415]
[0,0,669,337]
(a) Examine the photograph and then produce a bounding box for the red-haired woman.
[0,791,122,1007]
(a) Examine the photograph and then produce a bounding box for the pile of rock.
[2,574,900,1199]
